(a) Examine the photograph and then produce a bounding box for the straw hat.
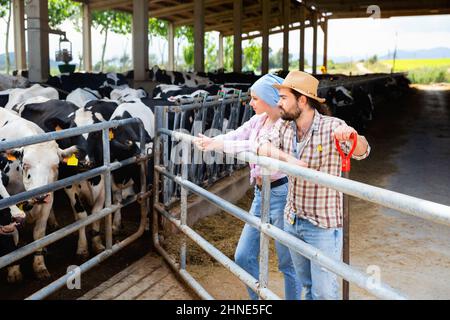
[273,70,325,103]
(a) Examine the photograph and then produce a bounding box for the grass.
[381,58,450,71]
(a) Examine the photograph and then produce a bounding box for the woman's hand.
[193,133,224,151]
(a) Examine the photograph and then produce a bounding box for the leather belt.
[256,176,288,190]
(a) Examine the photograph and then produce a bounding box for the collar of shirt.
[291,110,322,157]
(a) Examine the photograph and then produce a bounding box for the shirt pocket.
[302,139,332,170]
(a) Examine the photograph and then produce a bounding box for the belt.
[256,176,288,190]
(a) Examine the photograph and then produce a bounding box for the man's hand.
[333,124,358,141]
[193,133,224,151]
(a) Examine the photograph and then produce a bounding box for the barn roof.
[74,0,450,36]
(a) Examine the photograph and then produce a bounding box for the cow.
[46,72,129,100]
[66,88,102,108]
[0,73,28,91]
[0,108,77,280]
[4,84,59,110]
[110,87,147,103]
[142,65,214,87]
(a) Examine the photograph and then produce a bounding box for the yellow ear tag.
[55,125,62,131]
[317,144,323,152]
[17,203,24,211]
[109,130,114,141]
[67,154,79,166]
[7,154,17,161]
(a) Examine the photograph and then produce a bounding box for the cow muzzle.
[33,193,52,204]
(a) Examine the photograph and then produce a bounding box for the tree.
[243,39,262,73]
[91,10,131,72]
[205,33,218,72]
[1,0,12,73]
[223,36,233,72]
[48,0,80,30]
[176,26,194,71]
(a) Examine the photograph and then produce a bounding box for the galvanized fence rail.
[153,111,450,300]
[0,118,151,300]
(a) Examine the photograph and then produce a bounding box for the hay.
[161,188,279,272]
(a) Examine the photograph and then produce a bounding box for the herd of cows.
[0,66,411,285]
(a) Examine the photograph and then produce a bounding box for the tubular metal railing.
[153,112,450,300]
[0,118,151,300]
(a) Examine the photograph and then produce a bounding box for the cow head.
[43,117,91,169]
[6,142,76,204]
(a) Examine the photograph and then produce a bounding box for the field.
[327,58,450,84]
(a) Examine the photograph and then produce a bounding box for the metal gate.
[152,101,450,300]
[0,118,151,300]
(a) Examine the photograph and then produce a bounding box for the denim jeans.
[234,183,301,300]
[283,214,343,300]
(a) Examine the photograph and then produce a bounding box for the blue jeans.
[283,214,343,300]
[234,184,301,300]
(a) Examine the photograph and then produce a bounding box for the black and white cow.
[0,108,77,280]
[4,84,59,110]
[0,73,28,91]
[66,88,102,108]
[46,72,129,100]
[110,87,148,104]
[142,65,214,87]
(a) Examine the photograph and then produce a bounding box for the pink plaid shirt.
[214,113,286,184]
[257,110,371,229]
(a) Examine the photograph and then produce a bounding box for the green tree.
[176,26,194,71]
[243,39,262,73]
[1,0,12,73]
[223,36,233,72]
[91,10,131,72]
[48,0,80,29]
[205,33,218,72]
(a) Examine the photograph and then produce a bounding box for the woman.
[194,74,301,300]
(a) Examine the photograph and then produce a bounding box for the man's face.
[277,88,305,121]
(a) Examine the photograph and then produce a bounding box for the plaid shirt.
[257,110,370,229]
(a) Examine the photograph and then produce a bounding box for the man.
[256,71,370,300]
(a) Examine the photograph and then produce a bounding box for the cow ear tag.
[317,144,323,152]
[6,154,16,161]
[17,203,24,211]
[55,125,62,131]
[67,154,79,166]
[109,130,114,141]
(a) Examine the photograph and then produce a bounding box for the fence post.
[259,169,271,299]
[102,128,113,250]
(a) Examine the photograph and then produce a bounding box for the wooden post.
[168,22,175,71]
[299,4,305,71]
[13,0,26,71]
[322,17,328,71]
[132,0,149,81]
[233,0,242,72]
[261,0,269,74]
[312,11,318,74]
[282,0,290,72]
[218,32,224,70]
[194,0,205,72]
[82,3,92,72]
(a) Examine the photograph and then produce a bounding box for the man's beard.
[279,104,301,121]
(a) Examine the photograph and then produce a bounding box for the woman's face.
[249,92,272,115]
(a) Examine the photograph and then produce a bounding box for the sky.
[1,12,450,68]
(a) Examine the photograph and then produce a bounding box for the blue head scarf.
[250,74,284,108]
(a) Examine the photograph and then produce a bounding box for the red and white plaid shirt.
[257,110,370,229]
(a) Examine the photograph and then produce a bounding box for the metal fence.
[160,90,253,208]
[0,118,151,300]
[152,107,450,300]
